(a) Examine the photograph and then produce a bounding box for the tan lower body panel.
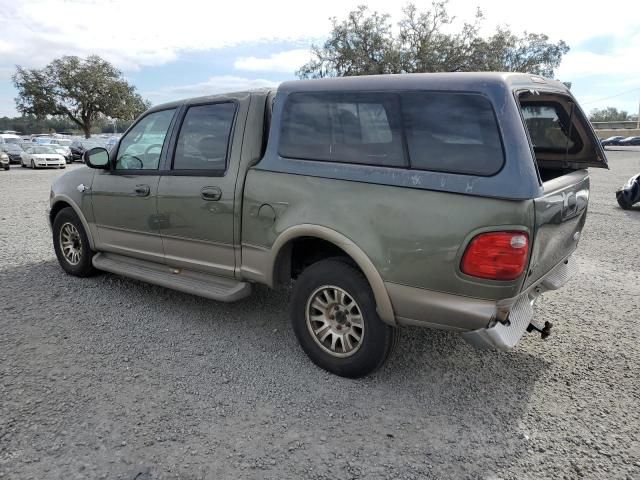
[95,225,165,264]
[385,282,496,331]
[162,235,235,278]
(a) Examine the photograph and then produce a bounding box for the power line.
[583,87,640,105]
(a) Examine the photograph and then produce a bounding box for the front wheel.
[290,258,396,378]
[52,207,97,277]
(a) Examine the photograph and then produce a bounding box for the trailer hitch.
[527,320,553,339]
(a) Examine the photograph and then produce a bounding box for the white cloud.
[234,49,310,73]
[1,0,640,115]
[144,76,279,104]
[0,0,384,71]
[4,0,638,72]
[556,33,640,79]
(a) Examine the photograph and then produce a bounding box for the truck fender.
[50,194,96,250]
[269,224,396,326]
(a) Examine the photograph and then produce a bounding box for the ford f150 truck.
[48,73,607,377]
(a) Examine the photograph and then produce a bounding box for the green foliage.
[0,115,133,136]
[13,55,150,138]
[589,107,629,122]
[0,115,77,135]
[298,2,569,79]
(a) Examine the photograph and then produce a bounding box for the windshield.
[32,146,57,154]
[56,139,72,146]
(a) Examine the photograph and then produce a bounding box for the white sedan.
[20,146,66,169]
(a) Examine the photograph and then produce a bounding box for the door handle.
[134,184,150,197]
[201,186,222,201]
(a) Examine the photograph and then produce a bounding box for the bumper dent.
[461,256,577,351]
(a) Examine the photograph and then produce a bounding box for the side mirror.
[84,147,110,169]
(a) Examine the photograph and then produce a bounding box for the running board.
[92,253,251,302]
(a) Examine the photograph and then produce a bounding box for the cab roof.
[148,72,568,113]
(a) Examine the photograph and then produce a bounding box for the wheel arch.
[50,195,96,250]
[269,224,396,326]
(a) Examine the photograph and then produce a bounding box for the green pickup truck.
[48,73,607,377]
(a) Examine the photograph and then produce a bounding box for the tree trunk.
[82,123,91,139]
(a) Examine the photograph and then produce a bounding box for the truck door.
[91,108,176,263]
[156,96,247,278]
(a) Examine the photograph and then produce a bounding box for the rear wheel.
[52,207,97,277]
[290,258,396,378]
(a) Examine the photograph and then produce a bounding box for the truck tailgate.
[523,170,589,290]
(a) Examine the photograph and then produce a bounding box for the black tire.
[52,207,98,277]
[617,196,631,210]
[616,189,633,210]
[21,163,26,168]
[290,258,396,378]
[3,166,8,171]
[30,160,36,169]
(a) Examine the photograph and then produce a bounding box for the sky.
[0,0,639,119]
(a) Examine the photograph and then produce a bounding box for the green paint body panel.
[242,169,535,301]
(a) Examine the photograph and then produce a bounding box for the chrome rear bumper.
[461,256,577,351]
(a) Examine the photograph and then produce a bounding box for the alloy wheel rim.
[59,222,82,265]
[305,285,365,358]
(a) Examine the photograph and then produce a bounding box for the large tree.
[13,55,150,138]
[298,2,569,79]
[589,107,629,122]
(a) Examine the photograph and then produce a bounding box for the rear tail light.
[461,231,529,281]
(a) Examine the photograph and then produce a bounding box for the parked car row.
[600,135,640,147]
[0,133,116,167]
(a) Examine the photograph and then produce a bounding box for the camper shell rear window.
[278,91,505,176]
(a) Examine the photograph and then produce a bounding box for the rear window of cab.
[278,91,504,176]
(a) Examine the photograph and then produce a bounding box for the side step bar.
[92,253,251,302]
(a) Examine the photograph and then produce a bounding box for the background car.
[1,141,25,164]
[619,136,640,146]
[20,145,66,169]
[48,138,73,163]
[18,141,35,153]
[601,135,626,147]
[0,134,23,163]
[32,136,55,144]
[0,152,9,170]
[69,139,107,161]
[105,136,121,151]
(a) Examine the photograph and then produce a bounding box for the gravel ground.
[1,151,639,480]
